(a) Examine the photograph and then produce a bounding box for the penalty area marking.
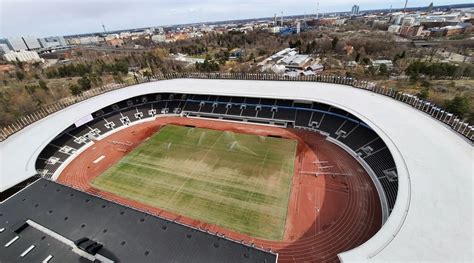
[93,155,105,164]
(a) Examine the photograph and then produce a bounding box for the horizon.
[0,0,473,38]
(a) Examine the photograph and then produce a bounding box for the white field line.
[93,155,105,164]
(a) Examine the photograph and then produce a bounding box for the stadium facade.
[0,78,472,262]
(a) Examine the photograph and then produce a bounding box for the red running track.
[57,117,382,262]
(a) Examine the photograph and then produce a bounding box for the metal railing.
[1,72,473,142]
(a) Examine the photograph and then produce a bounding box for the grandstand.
[35,93,397,217]
[0,78,472,262]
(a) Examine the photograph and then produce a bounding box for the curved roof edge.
[0,79,471,262]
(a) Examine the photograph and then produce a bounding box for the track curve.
[57,117,381,262]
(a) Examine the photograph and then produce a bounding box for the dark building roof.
[0,179,276,263]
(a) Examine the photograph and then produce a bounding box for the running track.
[57,117,381,262]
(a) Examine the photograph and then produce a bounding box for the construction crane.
[316,1,320,19]
[102,22,107,34]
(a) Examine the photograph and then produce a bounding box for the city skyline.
[1,0,472,38]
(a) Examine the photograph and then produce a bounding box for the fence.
[1,72,472,142]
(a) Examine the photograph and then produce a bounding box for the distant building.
[22,36,41,50]
[104,34,120,42]
[317,18,344,26]
[229,48,245,60]
[151,34,166,43]
[0,64,15,73]
[268,26,281,34]
[344,44,354,56]
[351,5,360,16]
[400,25,424,37]
[3,50,42,63]
[346,61,358,68]
[401,17,416,26]
[280,54,311,69]
[78,36,101,45]
[156,27,165,34]
[7,37,28,51]
[372,60,393,69]
[39,36,67,48]
[388,25,401,33]
[0,44,11,55]
[171,53,205,64]
[307,63,324,72]
[107,38,124,47]
[259,48,314,73]
[119,32,132,39]
[444,25,465,36]
[429,27,447,37]
[0,39,10,49]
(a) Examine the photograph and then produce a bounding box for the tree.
[417,88,429,100]
[69,84,82,96]
[379,64,389,76]
[16,70,25,81]
[361,57,371,65]
[400,50,406,59]
[77,76,92,91]
[248,52,255,63]
[38,80,48,90]
[355,53,361,62]
[143,70,152,81]
[420,80,431,88]
[331,36,339,50]
[445,96,470,118]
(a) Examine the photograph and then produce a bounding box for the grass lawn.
[92,125,297,240]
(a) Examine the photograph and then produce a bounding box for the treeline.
[195,58,220,72]
[406,61,474,80]
[45,59,129,79]
[179,44,208,56]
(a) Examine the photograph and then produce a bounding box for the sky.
[0,0,472,38]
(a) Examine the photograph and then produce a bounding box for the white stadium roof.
[0,79,472,261]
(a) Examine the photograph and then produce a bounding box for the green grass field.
[92,125,297,240]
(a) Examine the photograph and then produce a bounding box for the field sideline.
[92,124,297,240]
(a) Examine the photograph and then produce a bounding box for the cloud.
[0,0,471,37]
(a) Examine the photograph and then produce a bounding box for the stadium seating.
[35,93,399,213]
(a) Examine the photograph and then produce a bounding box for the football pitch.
[92,124,297,240]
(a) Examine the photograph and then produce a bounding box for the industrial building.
[3,50,42,63]
[21,36,42,50]
[351,5,360,16]
[6,37,28,51]
[39,36,67,49]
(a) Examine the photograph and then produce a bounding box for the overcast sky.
[0,0,471,38]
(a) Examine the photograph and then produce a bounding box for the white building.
[372,59,393,69]
[268,26,281,34]
[388,25,401,33]
[7,37,28,51]
[151,34,166,43]
[401,17,416,26]
[22,36,41,50]
[78,36,101,45]
[171,53,205,64]
[39,36,67,48]
[119,32,132,39]
[3,50,43,63]
[105,34,120,41]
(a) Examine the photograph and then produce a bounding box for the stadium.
[0,75,472,262]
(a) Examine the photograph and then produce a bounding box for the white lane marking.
[93,155,106,164]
